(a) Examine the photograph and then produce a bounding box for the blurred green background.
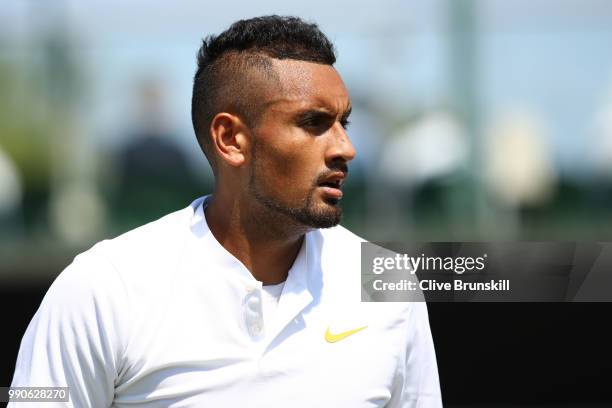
[2,1,612,406]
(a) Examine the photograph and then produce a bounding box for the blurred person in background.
[9,15,441,407]
[110,78,202,230]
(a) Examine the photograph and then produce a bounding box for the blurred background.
[1,0,612,406]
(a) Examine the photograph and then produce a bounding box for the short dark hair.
[191,15,336,170]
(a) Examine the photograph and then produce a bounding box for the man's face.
[247,59,356,229]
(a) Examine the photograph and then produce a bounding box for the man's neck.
[204,193,306,285]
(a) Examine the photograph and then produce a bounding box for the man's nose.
[326,123,357,164]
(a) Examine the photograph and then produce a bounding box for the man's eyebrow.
[295,108,334,119]
[294,105,352,120]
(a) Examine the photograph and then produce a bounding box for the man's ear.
[209,113,250,167]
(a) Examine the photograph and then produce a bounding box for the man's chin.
[249,185,342,229]
[295,203,342,229]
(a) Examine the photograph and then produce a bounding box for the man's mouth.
[318,172,346,200]
[320,179,342,189]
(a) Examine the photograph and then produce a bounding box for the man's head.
[192,16,356,229]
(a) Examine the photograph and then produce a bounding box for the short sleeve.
[9,251,131,408]
[389,302,443,408]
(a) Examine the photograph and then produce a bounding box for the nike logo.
[325,325,368,343]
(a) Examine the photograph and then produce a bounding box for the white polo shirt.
[11,196,442,407]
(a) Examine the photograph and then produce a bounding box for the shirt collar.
[189,195,317,300]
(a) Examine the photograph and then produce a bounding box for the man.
[10,16,442,407]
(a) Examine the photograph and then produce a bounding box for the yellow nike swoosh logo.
[325,325,368,343]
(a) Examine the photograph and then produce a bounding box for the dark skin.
[205,59,356,284]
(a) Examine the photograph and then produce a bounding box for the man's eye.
[299,119,320,128]
[297,116,334,135]
[340,119,351,130]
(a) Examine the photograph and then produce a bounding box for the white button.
[247,296,260,311]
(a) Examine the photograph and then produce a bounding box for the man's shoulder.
[98,198,201,253]
[74,197,205,284]
[106,196,204,249]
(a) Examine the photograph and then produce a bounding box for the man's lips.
[319,185,343,199]
[317,172,347,199]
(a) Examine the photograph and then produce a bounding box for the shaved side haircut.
[191,15,337,171]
